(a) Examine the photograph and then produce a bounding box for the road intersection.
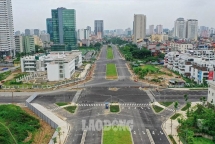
[0,45,209,144]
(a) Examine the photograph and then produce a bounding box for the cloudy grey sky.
[12,0,215,32]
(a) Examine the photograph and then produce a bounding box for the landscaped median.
[107,46,113,59]
[110,104,120,113]
[55,102,77,113]
[106,63,118,80]
[103,126,132,144]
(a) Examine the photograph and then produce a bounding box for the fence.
[26,93,64,144]
[0,63,14,67]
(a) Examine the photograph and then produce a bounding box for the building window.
[212,93,214,96]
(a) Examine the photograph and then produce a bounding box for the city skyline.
[12,0,215,32]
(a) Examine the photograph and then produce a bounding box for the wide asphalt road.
[78,45,147,88]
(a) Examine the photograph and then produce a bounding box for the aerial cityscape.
[0,0,215,144]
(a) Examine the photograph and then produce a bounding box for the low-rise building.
[20,51,82,81]
[165,50,215,84]
[170,42,193,53]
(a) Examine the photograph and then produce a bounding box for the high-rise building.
[0,0,15,56]
[174,18,186,39]
[16,36,35,54]
[46,18,53,40]
[115,29,124,35]
[133,14,146,43]
[78,29,89,40]
[51,7,76,50]
[34,29,40,36]
[186,19,198,40]
[23,36,35,54]
[15,31,21,36]
[149,25,154,35]
[15,36,24,53]
[156,25,163,34]
[25,29,33,36]
[86,26,91,35]
[94,20,104,38]
[40,33,50,43]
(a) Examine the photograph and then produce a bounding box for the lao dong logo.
[82,119,134,131]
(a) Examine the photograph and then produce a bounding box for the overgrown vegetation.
[110,105,120,112]
[172,70,208,88]
[119,44,164,62]
[64,106,77,113]
[0,105,40,143]
[0,71,11,81]
[177,104,215,143]
[152,105,164,113]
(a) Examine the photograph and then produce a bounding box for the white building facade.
[0,0,16,56]
[186,19,198,41]
[20,51,82,81]
[174,18,186,39]
[133,14,146,43]
[156,25,163,34]
[149,25,154,35]
[165,50,215,84]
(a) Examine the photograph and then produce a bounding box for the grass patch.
[0,71,11,81]
[107,47,113,59]
[170,113,181,120]
[103,126,132,144]
[56,102,69,106]
[141,65,159,72]
[64,106,77,113]
[152,105,164,113]
[110,105,120,113]
[181,105,189,111]
[193,137,214,144]
[106,63,117,79]
[168,135,177,144]
[159,102,173,107]
[0,104,40,143]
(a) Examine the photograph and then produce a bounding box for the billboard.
[208,71,214,80]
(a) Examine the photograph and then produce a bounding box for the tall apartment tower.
[174,18,186,39]
[46,18,53,40]
[94,20,104,38]
[86,26,91,35]
[34,29,40,36]
[0,0,15,56]
[149,25,154,35]
[186,19,198,40]
[156,25,163,34]
[133,14,146,43]
[25,29,32,36]
[51,7,76,50]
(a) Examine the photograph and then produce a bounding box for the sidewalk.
[162,102,201,144]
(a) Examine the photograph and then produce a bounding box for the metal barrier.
[26,93,61,143]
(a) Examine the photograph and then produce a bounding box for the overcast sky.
[12,0,215,32]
